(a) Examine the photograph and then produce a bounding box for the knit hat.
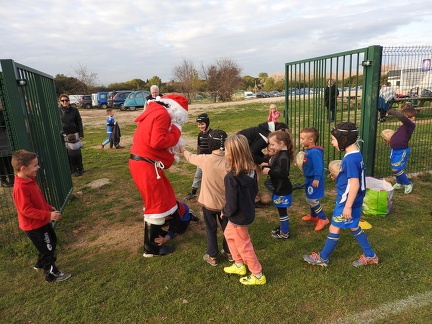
[208,129,227,152]
[330,122,359,151]
[196,113,210,129]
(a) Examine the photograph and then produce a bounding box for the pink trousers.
[224,221,262,275]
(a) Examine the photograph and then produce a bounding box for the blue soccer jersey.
[335,151,366,208]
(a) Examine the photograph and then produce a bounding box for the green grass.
[1,102,432,323]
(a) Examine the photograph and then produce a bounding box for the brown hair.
[225,134,256,176]
[301,127,320,144]
[11,149,38,172]
[402,106,417,118]
[268,130,295,161]
[59,94,69,101]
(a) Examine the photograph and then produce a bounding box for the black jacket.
[238,122,274,164]
[222,170,258,226]
[268,150,292,195]
[60,106,84,137]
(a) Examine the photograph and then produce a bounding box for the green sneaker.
[239,274,266,285]
[223,263,246,275]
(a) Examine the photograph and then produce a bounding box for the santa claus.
[129,94,188,257]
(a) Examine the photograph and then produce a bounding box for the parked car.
[110,91,132,109]
[78,95,92,109]
[256,91,270,98]
[244,91,256,99]
[67,95,83,107]
[123,90,150,111]
[92,92,109,109]
[268,90,281,97]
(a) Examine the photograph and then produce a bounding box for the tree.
[172,58,200,103]
[202,58,243,102]
[73,63,99,87]
[54,74,88,95]
[147,76,162,89]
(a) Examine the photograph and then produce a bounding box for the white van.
[67,95,83,107]
[244,91,256,99]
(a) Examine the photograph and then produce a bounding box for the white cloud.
[1,0,432,85]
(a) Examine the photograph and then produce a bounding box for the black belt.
[130,154,156,164]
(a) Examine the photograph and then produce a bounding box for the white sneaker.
[404,183,413,194]
[393,183,404,190]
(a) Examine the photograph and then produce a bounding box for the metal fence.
[284,45,432,177]
[0,59,73,247]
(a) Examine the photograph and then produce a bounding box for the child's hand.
[260,162,268,167]
[50,211,62,221]
[342,206,352,221]
[312,180,319,188]
[262,167,270,175]
[154,235,169,245]
[329,174,336,181]
[179,146,185,153]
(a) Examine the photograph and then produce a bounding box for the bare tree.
[73,62,99,87]
[201,58,242,102]
[172,58,200,103]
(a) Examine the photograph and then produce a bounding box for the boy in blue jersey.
[99,109,124,149]
[303,122,379,267]
[299,127,329,231]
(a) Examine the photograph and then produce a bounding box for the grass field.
[1,100,432,323]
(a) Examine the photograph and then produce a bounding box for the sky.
[1,0,432,86]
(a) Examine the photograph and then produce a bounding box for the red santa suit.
[129,94,188,257]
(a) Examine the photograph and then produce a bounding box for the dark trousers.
[202,207,229,258]
[25,223,59,281]
[68,149,83,173]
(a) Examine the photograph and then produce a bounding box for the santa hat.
[158,94,189,126]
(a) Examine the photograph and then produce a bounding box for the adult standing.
[378,82,396,122]
[144,85,163,109]
[59,94,84,174]
[129,94,188,257]
[324,79,339,123]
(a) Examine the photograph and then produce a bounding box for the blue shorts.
[305,178,324,199]
[331,203,362,229]
[272,193,292,208]
[390,148,410,171]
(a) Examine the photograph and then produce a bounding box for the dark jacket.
[222,170,258,226]
[60,106,84,137]
[268,150,292,195]
[324,84,339,108]
[238,122,274,164]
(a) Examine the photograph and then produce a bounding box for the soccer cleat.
[54,272,72,282]
[271,227,280,235]
[393,183,404,190]
[184,192,197,200]
[189,210,200,222]
[220,249,234,262]
[239,274,266,285]
[352,254,379,267]
[203,254,217,266]
[224,263,247,275]
[303,252,329,267]
[271,228,290,239]
[314,218,330,231]
[301,214,319,223]
[115,145,125,149]
[404,183,413,194]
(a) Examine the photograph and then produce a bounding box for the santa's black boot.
[143,222,174,257]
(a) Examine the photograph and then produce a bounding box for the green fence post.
[359,45,382,177]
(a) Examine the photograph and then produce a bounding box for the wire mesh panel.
[284,46,381,175]
[0,59,73,247]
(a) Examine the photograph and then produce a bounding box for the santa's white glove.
[172,122,182,132]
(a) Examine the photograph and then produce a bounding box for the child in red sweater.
[12,149,71,282]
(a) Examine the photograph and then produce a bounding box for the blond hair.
[225,134,256,176]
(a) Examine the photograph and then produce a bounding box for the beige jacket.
[182,149,226,211]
